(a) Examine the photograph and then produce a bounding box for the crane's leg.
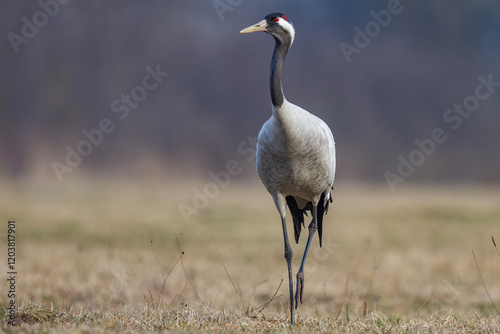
[295,205,318,308]
[280,215,295,324]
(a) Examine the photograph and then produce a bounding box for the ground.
[0,179,499,332]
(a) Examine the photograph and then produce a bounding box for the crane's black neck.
[270,37,291,108]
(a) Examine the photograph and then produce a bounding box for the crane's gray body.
[257,101,335,218]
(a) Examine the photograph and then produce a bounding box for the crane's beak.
[240,19,268,33]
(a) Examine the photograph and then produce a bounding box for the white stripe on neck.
[277,18,295,46]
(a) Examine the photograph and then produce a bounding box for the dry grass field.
[1,178,500,332]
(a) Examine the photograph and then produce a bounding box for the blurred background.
[1,0,499,184]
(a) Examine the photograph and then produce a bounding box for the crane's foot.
[294,271,304,309]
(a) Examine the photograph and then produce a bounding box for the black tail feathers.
[286,191,332,247]
[286,196,305,244]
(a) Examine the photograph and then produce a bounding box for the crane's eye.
[273,17,279,22]
[282,15,289,22]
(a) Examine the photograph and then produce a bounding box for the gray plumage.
[257,102,335,244]
[241,12,336,325]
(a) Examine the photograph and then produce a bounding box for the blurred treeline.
[1,1,499,183]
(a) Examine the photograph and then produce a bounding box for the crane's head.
[240,13,295,46]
